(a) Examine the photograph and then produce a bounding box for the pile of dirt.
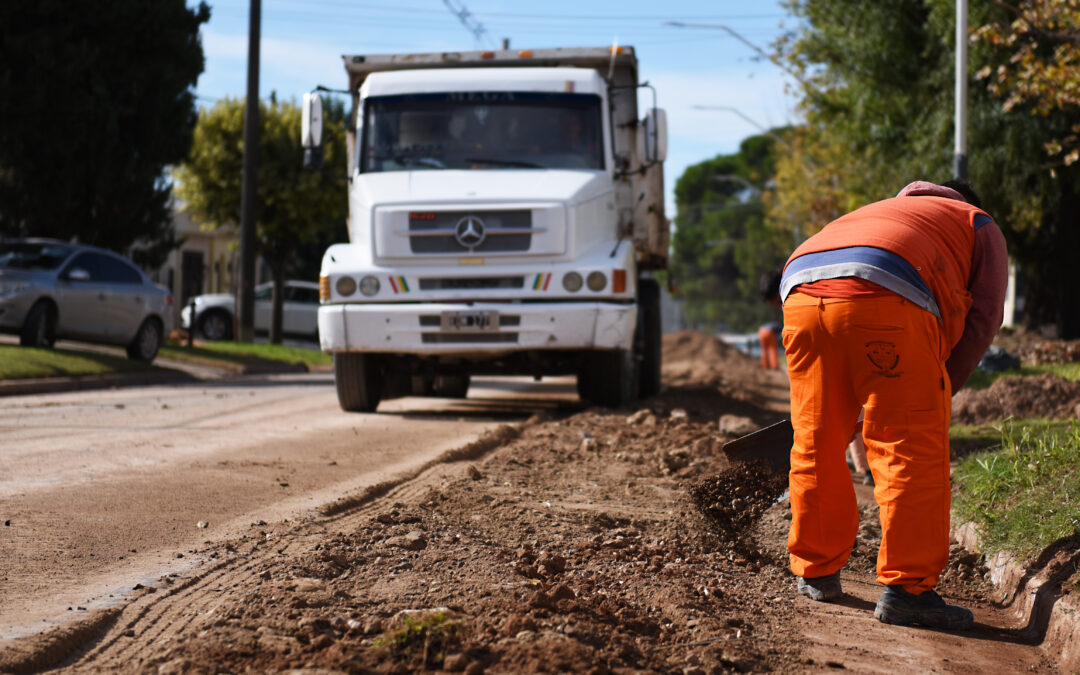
[952,373,1080,425]
[994,327,1080,365]
[661,330,762,391]
[690,461,787,555]
[93,397,819,674]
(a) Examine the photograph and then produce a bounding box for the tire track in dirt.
[2,421,539,672]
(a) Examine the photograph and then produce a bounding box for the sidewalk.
[0,337,281,397]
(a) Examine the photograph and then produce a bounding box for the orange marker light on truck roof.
[518,50,534,58]
[613,269,626,293]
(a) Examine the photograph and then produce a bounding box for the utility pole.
[238,0,261,342]
[955,0,969,180]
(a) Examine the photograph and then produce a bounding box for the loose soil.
[3,331,1077,673]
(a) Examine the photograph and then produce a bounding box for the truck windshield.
[362,93,604,172]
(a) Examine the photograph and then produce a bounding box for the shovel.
[721,418,793,475]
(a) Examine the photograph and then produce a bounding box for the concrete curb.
[954,522,1080,672]
[0,369,199,398]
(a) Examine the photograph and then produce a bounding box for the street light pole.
[237,0,261,342]
[955,0,969,180]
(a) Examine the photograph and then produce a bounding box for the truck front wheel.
[636,278,662,398]
[334,353,383,412]
[577,348,634,408]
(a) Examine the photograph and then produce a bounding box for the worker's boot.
[796,571,842,602]
[874,586,973,629]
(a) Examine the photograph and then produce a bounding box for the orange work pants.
[782,291,953,593]
[758,326,779,370]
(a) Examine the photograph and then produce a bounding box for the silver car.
[0,238,172,361]
[180,280,320,342]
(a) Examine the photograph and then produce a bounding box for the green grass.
[0,343,154,380]
[159,340,331,371]
[964,362,1080,390]
[372,611,463,668]
[952,420,1080,562]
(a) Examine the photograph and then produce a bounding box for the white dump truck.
[302,46,669,412]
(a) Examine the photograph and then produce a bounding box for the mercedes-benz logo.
[454,215,487,249]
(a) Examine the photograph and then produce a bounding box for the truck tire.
[636,278,662,398]
[578,348,634,408]
[334,353,383,412]
[434,374,470,398]
[20,300,56,348]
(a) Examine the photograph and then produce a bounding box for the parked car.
[180,280,320,342]
[0,238,172,361]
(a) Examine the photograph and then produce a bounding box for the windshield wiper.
[464,157,545,169]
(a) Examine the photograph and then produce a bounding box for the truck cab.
[306,47,667,412]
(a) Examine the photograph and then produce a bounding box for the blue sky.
[194,0,801,209]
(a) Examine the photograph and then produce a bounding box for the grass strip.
[158,341,331,370]
[964,362,1080,390]
[0,344,152,380]
[952,419,1080,562]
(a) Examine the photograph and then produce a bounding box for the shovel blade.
[722,419,793,475]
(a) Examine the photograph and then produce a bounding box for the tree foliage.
[0,0,209,268]
[670,134,789,332]
[974,0,1080,165]
[174,97,347,343]
[771,0,1080,338]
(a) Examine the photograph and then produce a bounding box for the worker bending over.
[779,180,1008,629]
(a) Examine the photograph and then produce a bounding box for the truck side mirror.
[302,92,324,170]
[642,108,667,164]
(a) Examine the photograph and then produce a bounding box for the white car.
[180,280,320,342]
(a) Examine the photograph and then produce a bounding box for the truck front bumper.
[319,301,636,354]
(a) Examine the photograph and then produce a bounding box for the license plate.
[441,310,498,331]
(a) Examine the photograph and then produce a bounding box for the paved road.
[0,373,582,640]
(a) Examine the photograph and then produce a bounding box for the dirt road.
[0,374,579,645]
[2,332,1076,673]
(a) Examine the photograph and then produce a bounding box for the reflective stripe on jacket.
[780,196,994,352]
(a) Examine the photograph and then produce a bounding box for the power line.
[442,0,494,48]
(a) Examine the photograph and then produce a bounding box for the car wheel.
[127,318,163,362]
[20,301,56,348]
[198,309,233,341]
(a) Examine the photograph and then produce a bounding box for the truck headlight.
[336,276,357,297]
[586,271,607,292]
[562,272,583,292]
[359,276,380,296]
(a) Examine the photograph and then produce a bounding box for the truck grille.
[421,333,519,344]
[419,315,521,327]
[407,210,535,254]
[418,276,525,290]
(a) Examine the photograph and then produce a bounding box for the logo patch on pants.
[866,341,902,377]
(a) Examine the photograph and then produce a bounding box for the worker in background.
[780,180,1008,630]
[757,269,783,370]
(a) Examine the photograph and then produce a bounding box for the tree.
[772,0,1080,338]
[0,1,210,268]
[974,0,1080,166]
[174,97,347,343]
[670,134,790,332]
